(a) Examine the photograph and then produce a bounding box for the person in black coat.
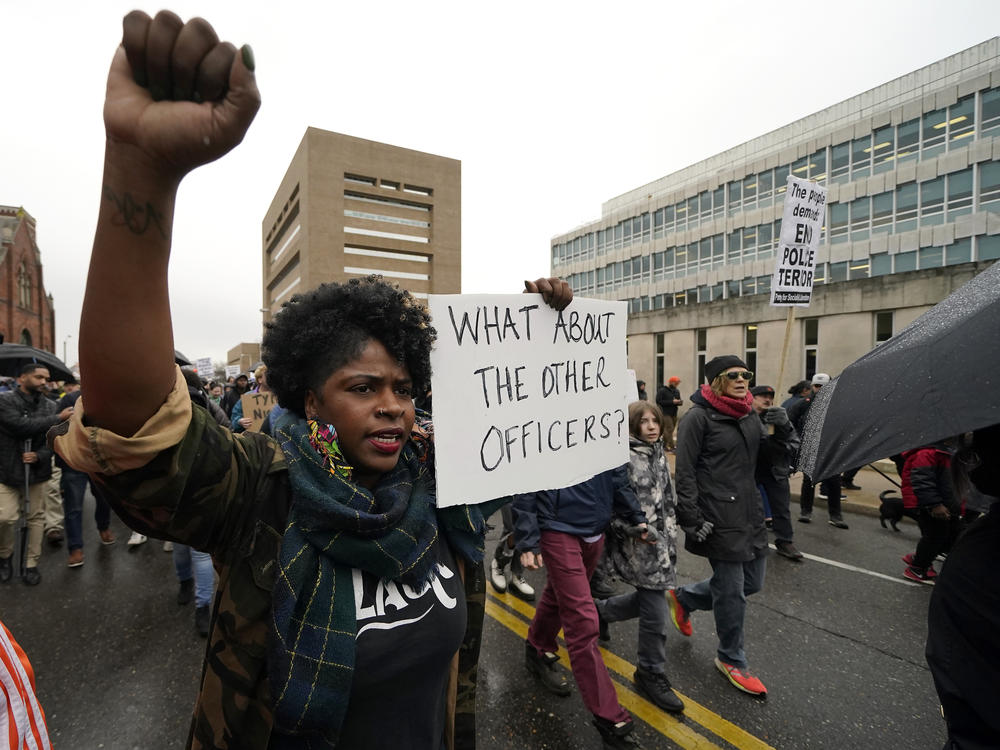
[751,385,803,561]
[667,355,791,696]
[925,422,1000,749]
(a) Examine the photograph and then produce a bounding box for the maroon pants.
[527,530,630,723]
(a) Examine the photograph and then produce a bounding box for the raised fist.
[104,10,261,180]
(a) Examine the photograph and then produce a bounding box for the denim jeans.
[528,530,630,723]
[61,467,111,551]
[173,544,215,608]
[599,587,670,674]
[675,548,767,668]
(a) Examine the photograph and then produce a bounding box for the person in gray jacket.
[667,355,791,696]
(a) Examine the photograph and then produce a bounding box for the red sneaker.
[901,553,915,566]
[903,566,937,584]
[715,658,767,695]
[667,589,692,637]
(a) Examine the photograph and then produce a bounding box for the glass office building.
[551,39,1000,390]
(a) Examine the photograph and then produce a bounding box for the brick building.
[0,206,56,352]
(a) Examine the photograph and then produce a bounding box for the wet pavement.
[0,470,947,749]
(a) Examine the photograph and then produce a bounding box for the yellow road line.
[487,591,776,750]
[484,599,720,750]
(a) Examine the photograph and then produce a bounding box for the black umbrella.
[174,350,192,366]
[0,344,74,381]
[798,261,1000,482]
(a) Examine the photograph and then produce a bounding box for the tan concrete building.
[551,39,1000,411]
[261,128,461,322]
[227,342,261,373]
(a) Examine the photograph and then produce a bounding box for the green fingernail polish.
[241,44,256,72]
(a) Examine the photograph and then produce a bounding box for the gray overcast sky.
[2,0,997,368]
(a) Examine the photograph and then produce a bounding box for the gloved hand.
[763,406,790,427]
[682,520,714,543]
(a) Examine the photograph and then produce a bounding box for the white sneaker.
[127,531,148,548]
[162,541,173,553]
[509,573,536,601]
[489,557,507,593]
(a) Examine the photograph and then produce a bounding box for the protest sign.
[195,357,214,378]
[225,365,241,380]
[428,294,629,508]
[625,369,639,405]
[770,176,828,307]
[240,391,278,432]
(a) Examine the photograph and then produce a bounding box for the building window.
[982,87,1000,138]
[946,238,971,265]
[895,251,917,272]
[870,253,892,276]
[696,329,707,384]
[920,177,945,226]
[744,325,758,386]
[895,182,918,232]
[947,168,973,221]
[979,234,1000,261]
[804,319,819,381]
[875,312,894,345]
[19,329,31,346]
[655,333,665,388]
[17,263,31,308]
[896,118,920,164]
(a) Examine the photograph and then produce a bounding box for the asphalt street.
[0,481,948,749]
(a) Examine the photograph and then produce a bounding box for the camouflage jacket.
[599,438,679,590]
[50,368,484,750]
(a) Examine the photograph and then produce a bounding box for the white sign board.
[195,357,214,378]
[225,365,241,380]
[428,295,630,508]
[770,176,828,307]
[625,369,639,405]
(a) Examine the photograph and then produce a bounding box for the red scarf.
[699,383,753,419]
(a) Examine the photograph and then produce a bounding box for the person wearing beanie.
[655,376,683,451]
[668,355,790,696]
[750,386,803,561]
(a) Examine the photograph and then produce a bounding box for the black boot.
[634,666,684,713]
[592,716,641,749]
[177,578,194,605]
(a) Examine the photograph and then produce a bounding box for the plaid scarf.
[268,410,504,748]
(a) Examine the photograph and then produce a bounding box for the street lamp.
[63,334,72,364]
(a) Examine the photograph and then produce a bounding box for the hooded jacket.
[674,389,771,561]
[512,467,644,554]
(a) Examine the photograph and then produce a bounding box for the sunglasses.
[724,371,754,381]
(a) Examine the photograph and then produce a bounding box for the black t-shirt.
[335,538,466,749]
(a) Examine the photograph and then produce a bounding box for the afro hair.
[262,275,435,417]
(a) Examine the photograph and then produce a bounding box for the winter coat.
[674,390,773,562]
[655,386,681,417]
[754,410,800,483]
[601,438,679,590]
[900,447,957,511]
[0,389,59,486]
[512,467,644,554]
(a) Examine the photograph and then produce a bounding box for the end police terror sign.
[770,176,828,307]
[428,295,630,508]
